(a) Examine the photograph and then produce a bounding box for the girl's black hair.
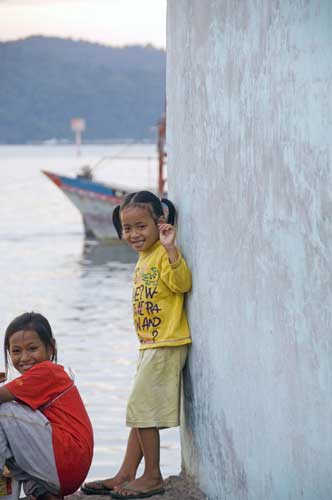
[112,190,176,239]
[4,312,57,375]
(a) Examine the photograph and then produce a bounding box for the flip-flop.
[110,487,165,499]
[81,480,114,495]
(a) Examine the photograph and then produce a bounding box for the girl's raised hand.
[158,223,176,249]
[158,223,178,263]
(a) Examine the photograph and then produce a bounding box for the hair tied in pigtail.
[112,205,123,239]
[161,198,176,226]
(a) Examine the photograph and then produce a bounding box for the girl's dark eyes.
[123,225,146,231]
[10,345,38,353]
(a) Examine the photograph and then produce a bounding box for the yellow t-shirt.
[132,240,192,349]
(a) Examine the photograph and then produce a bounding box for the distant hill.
[0,36,166,143]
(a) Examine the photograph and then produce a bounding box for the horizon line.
[0,34,166,51]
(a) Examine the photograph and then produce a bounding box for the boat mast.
[157,115,166,195]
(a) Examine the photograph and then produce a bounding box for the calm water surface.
[0,144,180,479]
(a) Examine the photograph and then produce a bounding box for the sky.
[0,0,166,48]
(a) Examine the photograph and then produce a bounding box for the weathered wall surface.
[166,2,332,499]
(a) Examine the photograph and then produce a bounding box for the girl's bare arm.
[0,387,14,404]
[0,374,14,403]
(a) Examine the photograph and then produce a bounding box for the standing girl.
[82,191,192,499]
[0,312,93,500]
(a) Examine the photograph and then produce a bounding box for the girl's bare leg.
[84,428,143,490]
[114,428,163,495]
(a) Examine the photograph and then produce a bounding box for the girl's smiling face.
[121,206,160,252]
[9,330,53,374]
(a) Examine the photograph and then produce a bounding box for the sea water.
[0,144,180,479]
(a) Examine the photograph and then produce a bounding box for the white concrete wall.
[166,2,332,499]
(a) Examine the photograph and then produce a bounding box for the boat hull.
[43,170,127,240]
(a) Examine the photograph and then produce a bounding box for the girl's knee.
[0,402,19,417]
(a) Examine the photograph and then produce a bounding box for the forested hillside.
[0,36,166,143]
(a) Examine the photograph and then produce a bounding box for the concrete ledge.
[68,474,207,500]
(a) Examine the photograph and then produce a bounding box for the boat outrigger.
[43,117,166,241]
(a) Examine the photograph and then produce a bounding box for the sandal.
[81,480,114,495]
[110,486,165,499]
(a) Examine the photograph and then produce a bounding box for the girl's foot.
[81,475,133,495]
[22,495,63,500]
[40,494,63,500]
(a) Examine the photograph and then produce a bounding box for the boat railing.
[92,155,161,171]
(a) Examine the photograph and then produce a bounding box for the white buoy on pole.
[71,118,86,156]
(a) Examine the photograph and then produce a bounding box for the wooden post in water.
[157,115,166,195]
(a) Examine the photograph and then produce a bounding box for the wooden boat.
[43,118,166,241]
[42,169,128,239]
